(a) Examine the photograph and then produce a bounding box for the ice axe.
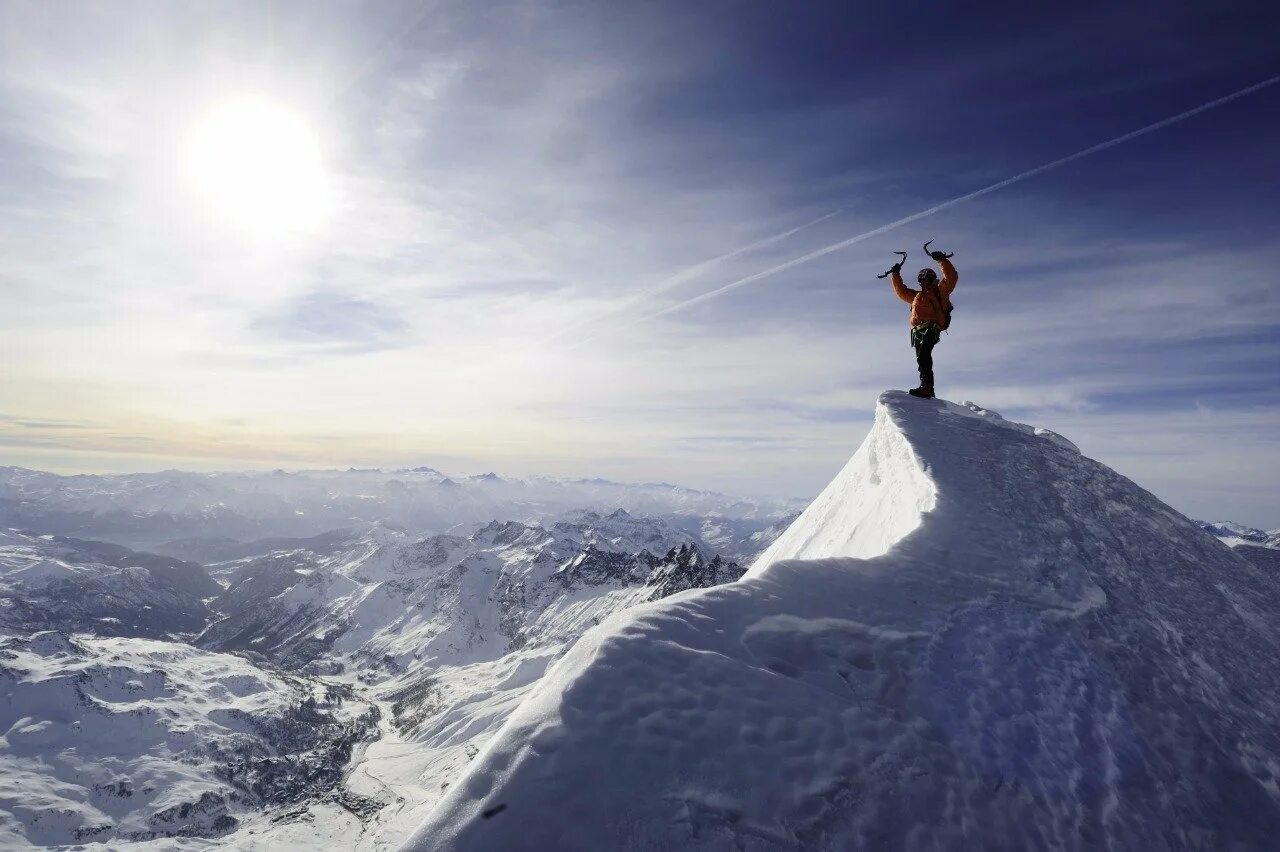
[876,251,908,279]
[923,239,953,259]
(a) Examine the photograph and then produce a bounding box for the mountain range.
[1,481,787,846]
[1,402,1276,849]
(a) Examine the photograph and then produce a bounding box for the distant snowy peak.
[0,463,801,551]
[643,543,742,600]
[470,519,548,549]
[198,510,735,674]
[407,392,1280,851]
[552,508,697,555]
[463,509,700,561]
[0,529,217,637]
[1198,520,1280,573]
[1198,520,1280,549]
[402,465,449,478]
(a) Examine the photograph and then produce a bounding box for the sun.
[186,97,331,236]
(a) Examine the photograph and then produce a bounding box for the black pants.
[911,326,940,388]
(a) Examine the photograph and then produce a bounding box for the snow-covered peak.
[470,519,547,549]
[746,395,936,574]
[198,508,730,677]
[748,393,1084,575]
[407,391,1280,851]
[1202,520,1266,538]
[1198,519,1280,550]
[552,507,695,556]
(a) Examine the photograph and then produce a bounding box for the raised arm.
[890,269,917,304]
[938,257,958,297]
[923,240,959,298]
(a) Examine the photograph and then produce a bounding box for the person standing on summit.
[882,240,957,399]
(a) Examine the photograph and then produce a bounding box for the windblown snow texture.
[406,391,1280,851]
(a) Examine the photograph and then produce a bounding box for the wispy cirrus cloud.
[1,0,1278,524]
[252,291,412,352]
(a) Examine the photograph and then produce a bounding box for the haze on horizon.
[1,1,1278,526]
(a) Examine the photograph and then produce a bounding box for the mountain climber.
[882,240,957,399]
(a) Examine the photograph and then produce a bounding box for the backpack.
[926,287,953,331]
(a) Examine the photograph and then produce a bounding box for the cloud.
[0,1,1277,525]
[0,415,88,430]
[252,291,411,351]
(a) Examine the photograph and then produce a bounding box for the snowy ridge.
[746,400,936,574]
[748,399,1077,575]
[406,391,1280,851]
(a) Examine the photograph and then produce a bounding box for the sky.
[1,0,1278,526]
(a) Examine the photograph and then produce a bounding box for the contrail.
[631,73,1280,323]
[559,208,841,344]
[614,209,842,307]
[339,2,439,95]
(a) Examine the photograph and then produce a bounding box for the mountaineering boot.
[909,386,935,399]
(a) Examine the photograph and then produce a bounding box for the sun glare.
[186,97,331,236]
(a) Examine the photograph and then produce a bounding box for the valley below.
[0,466,797,848]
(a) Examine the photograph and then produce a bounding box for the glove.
[876,251,908,279]
[923,239,953,260]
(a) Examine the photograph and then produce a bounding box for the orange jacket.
[891,258,957,327]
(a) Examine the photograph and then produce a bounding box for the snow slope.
[745,401,937,572]
[405,391,1280,851]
